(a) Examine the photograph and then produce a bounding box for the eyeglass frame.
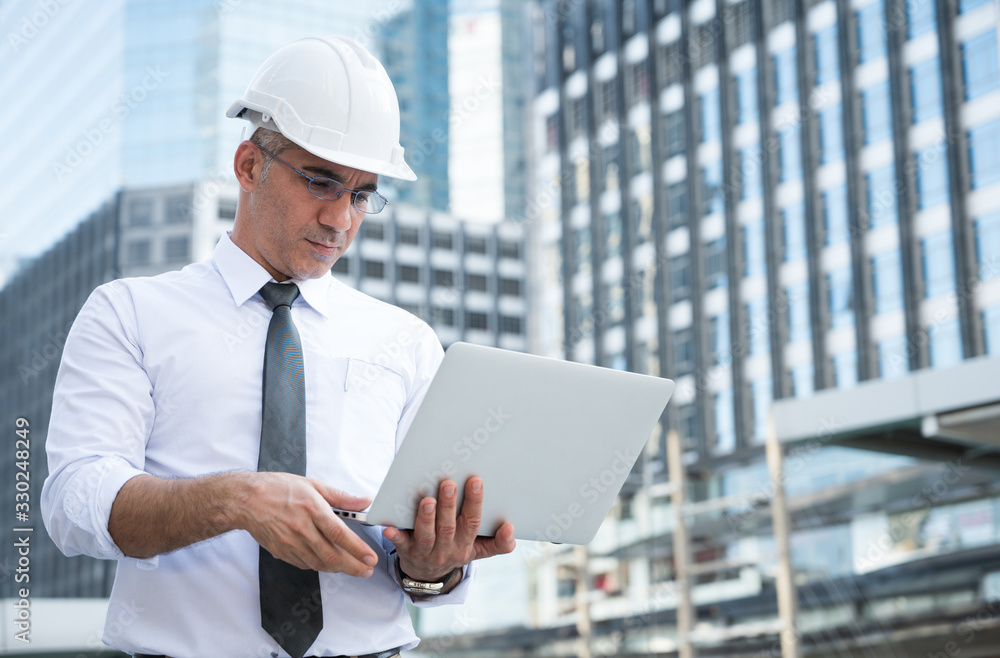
[256,145,389,215]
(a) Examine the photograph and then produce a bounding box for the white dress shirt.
[41,232,473,657]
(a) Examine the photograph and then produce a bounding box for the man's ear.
[234,141,263,192]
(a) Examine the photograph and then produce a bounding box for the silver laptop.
[333,342,674,545]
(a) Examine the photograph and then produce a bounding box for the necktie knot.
[259,282,300,311]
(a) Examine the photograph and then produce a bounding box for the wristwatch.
[395,559,460,596]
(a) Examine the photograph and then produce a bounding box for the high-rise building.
[413,0,1000,654]
[381,0,452,212]
[449,0,531,224]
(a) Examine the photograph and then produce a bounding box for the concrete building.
[413,0,1000,655]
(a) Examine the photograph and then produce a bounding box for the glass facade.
[525,0,1000,653]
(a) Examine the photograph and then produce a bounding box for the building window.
[779,124,801,182]
[433,306,456,327]
[125,239,151,266]
[814,25,839,86]
[625,60,650,106]
[363,260,385,279]
[737,68,757,125]
[466,311,488,331]
[500,278,521,296]
[218,199,237,221]
[747,297,770,355]
[862,83,892,145]
[910,57,942,124]
[833,351,857,389]
[704,238,728,290]
[500,315,523,334]
[922,230,956,298]
[872,250,903,314]
[984,306,1000,354]
[670,254,692,301]
[916,145,949,210]
[857,1,886,63]
[397,226,420,245]
[432,230,453,250]
[879,336,909,379]
[499,240,521,259]
[774,47,797,106]
[364,222,385,241]
[714,389,736,454]
[908,0,935,37]
[664,111,686,159]
[751,377,772,442]
[465,235,488,254]
[819,104,843,164]
[331,256,349,274]
[976,213,1000,281]
[824,186,848,245]
[963,31,1000,100]
[603,213,622,261]
[128,198,153,227]
[700,88,721,144]
[968,119,1000,189]
[658,42,683,88]
[743,218,766,277]
[929,319,962,368]
[674,403,699,448]
[828,268,853,329]
[768,0,794,28]
[165,195,190,225]
[398,264,420,283]
[866,165,898,227]
[164,236,190,263]
[782,203,807,262]
[466,273,488,292]
[730,1,753,49]
[433,269,454,288]
[672,328,695,375]
[791,364,813,398]
[702,162,723,216]
[595,79,616,122]
[667,182,688,229]
[786,283,811,343]
[709,312,730,365]
[741,147,762,199]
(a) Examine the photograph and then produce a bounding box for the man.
[41,36,515,658]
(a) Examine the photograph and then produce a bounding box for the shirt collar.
[212,232,332,318]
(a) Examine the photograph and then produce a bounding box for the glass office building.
[412,0,1000,655]
[0,0,397,284]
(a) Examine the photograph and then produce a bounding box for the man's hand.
[109,471,378,578]
[382,477,516,588]
[240,472,378,577]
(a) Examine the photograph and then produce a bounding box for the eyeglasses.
[257,145,388,215]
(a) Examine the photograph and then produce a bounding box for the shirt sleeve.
[40,282,156,564]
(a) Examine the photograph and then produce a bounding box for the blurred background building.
[3,0,1000,656]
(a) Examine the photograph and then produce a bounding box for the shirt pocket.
[319,357,406,495]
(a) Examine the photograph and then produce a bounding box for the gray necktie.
[257,282,322,658]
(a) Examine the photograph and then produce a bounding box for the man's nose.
[319,192,355,231]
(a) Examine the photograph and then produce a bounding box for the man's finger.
[435,480,459,543]
[312,479,371,512]
[314,513,378,575]
[472,522,516,560]
[454,477,484,545]
[411,496,438,554]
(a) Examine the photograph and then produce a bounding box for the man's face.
[233,143,378,281]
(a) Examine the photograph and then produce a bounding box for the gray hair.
[249,128,297,183]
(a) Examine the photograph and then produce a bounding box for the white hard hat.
[227,36,417,181]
